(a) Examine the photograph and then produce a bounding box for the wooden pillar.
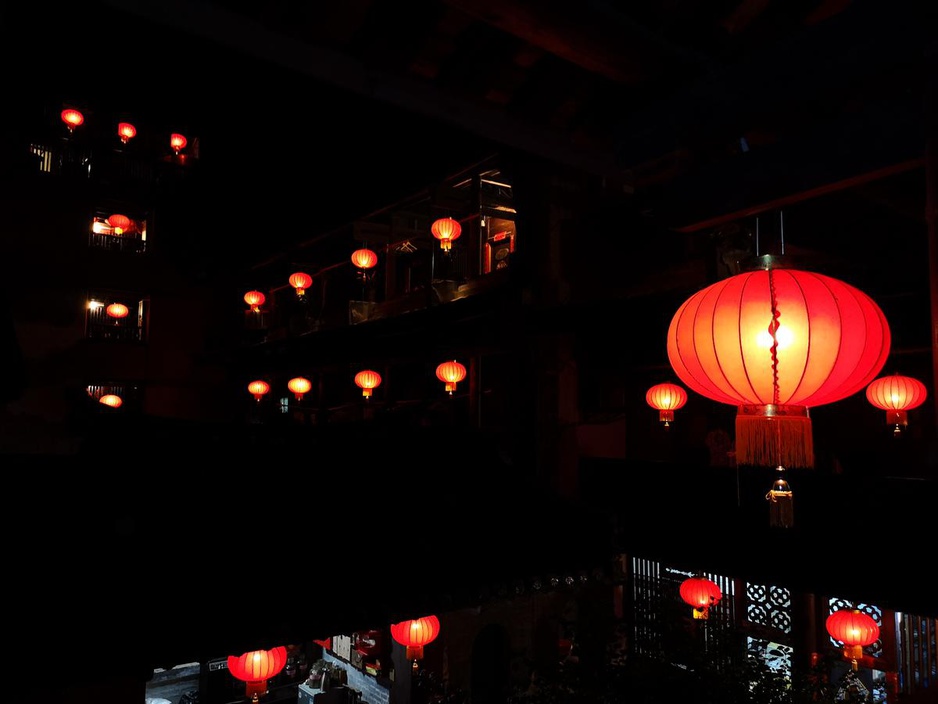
[926,38,938,429]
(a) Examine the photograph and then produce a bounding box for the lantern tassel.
[766,470,794,528]
[736,404,814,469]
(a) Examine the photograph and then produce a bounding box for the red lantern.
[248,380,270,401]
[679,575,722,620]
[645,382,687,427]
[117,122,136,143]
[170,132,187,154]
[287,376,312,401]
[431,217,462,252]
[244,290,266,313]
[668,264,890,470]
[354,370,382,398]
[106,302,129,320]
[390,615,440,673]
[351,248,378,270]
[107,214,133,235]
[61,108,84,132]
[99,394,123,408]
[826,608,880,670]
[227,646,288,701]
[866,373,928,435]
[289,272,312,297]
[436,360,466,395]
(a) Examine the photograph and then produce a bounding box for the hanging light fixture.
[107,214,133,235]
[431,217,462,252]
[289,272,312,298]
[645,382,688,427]
[826,608,880,671]
[390,615,440,674]
[865,373,928,436]
[99,394,123,408]
[227,646,288,703]
[170,132,187,155]
[436,360,466,395]
[354,370,382,398]
[351,248,378,271]
[61,108,84,133]
[679,575,722,620]
[106,302,129,320]
[667,228,890,526]
[248,380,270,402]
[117,122,137,144]
[244,290,266,313]
[287,376,312,402]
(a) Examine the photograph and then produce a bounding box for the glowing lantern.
[390,615,440,673]
[244,290,266,313]
[826,608,880,671]
[866,373,928,435]
[436,360,466,395]
[106,302,129,320]
[61,108,84,132]
[117,122,136,143]
[107,214,132,235]
[645,382,688,427]
[679,575,722,620]
[227,646,288,702]
[99,394,123,408]
[287,376,312,401]
[170,133,187,154]
[289,272,313,297]
[248,380,270,402]
[431,217,462,252]
[354,370,382,398]
[351,248,378,270]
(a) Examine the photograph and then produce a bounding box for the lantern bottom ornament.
[736,404,814,470]
[766,471,794,529]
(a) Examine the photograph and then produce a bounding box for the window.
[89,207,147,253]
[86,293,148,342]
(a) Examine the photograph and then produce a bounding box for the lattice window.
[747,583,793,635]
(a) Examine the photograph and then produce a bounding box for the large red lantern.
[354,370,382,398]
[436,360,466,395]
[61,108,84,132]
[668,263,890,471]
[244,290,266,313]
[645,382,688,427]
[227,646,288,701]
[289,272,312,297]
[351,248,378,270]
[431,217,462,252]
[826,608,880,670]
[117,122,136,143]
[679,575,722,620]
[106,302,129,320]
[865,373,928,435]
[99,394,123,408]
[170,132,188,154]
[287,376,312,401]
[248,380,270,402]
[390,615,440,673]
[107,214,133,235]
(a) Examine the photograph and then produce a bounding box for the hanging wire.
[779,210,785,255]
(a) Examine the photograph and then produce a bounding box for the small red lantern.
[170,132,187,154]
[117,122,137,143]
[287,376,312,401]
[289,272,313,297]
[436,360,466,395]
[390,615,440,673]
[431,217,462,252]
[679,575,722,620]
[248,380,270,402]
[61,108,84,132]
[645,382,688,427]
[244,290,266,313]
[107,214,133,235]
[354,370,382,398]
[826,608,880,670]
[106,302,129,320]
[865,373,928,435]
[351,248,378,270]
[99,394,123,408]
[227,646,288,702]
